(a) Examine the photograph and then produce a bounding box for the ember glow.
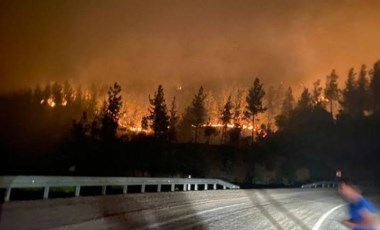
[32,81,272,137]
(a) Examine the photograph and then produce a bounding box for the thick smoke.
[0,0,379,94]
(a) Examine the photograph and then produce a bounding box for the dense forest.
[1,61,380,185]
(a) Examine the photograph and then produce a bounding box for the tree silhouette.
[324,69,339,119]
[245,78,266,143]
[168,96,179,142]
[72,112,91,141]
[266,86,276,128]
[340,68,357,117]
[357,65,370,115]
[281,87,294,118]
[312,80,324,108]
[233,89,244,126]
[63,80,73,105]
[297,88,313,112]
[370,60,380,113]
[74,85,84,107]
[221,96,233,144]
[52,82,63,106]
[100,83,122,140]
[225,89,244,146]
[141,115,149,131]
[190,86,207,143]
[283,87,317,132]
[86,84,98,118]
[178,106,194,142]
[276,86,294,128]
[42,82,52,102]
[274,83,284,114]
[148,85,170,138]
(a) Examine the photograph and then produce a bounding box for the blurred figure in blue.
[338,178,377,230]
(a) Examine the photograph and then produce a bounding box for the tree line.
[1,60,380,184]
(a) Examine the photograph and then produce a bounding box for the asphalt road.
[1,188,379,229]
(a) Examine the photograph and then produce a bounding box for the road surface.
[1,188,379,229]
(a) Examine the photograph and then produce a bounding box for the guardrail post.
[141,184,145,193]
[0,176,240,200]
[75,186,81,197]
[43,186,50,199]
[5,187,11,202]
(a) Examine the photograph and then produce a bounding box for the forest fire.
[2,1,380,208]
[31,81,272,137]
[40,97,56,108]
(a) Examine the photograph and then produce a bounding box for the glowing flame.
[47,97,56,108]
[62,98,67,106]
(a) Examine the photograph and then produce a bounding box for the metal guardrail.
[301,181,338,189]
[301,181,380,189]
[0,176,240,202]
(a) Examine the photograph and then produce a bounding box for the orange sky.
[0,0,380,94]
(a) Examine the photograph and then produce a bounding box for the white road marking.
[312,204,346,230]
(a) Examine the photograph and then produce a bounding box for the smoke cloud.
[1,0,379,94]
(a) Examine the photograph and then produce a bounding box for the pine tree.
[141,116,149,131]
[245,78,266,143]
[100,83,122,140]
[340,68,357,116]
[266,86,276,128]
[43,82,52,100]
[63,80,73,105]
[72,112,91,141]
[148,85,170,138]
[312,80,324,108]
[357,65,370,115]
[177,106,194,142]
[370,60,380,113]
[168,96,179,141]
[221,96,233,144]
[275,87,294,128]
[190,86,207,143]
[52,82,63,106]
[324,69,339,119]
[274,83,284,115]
[233,89,243,126]
[297,88,313,112]
[87,84,98,118]
[75,85,84,107]
[228,89,243,146]
[283,87,295,118]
